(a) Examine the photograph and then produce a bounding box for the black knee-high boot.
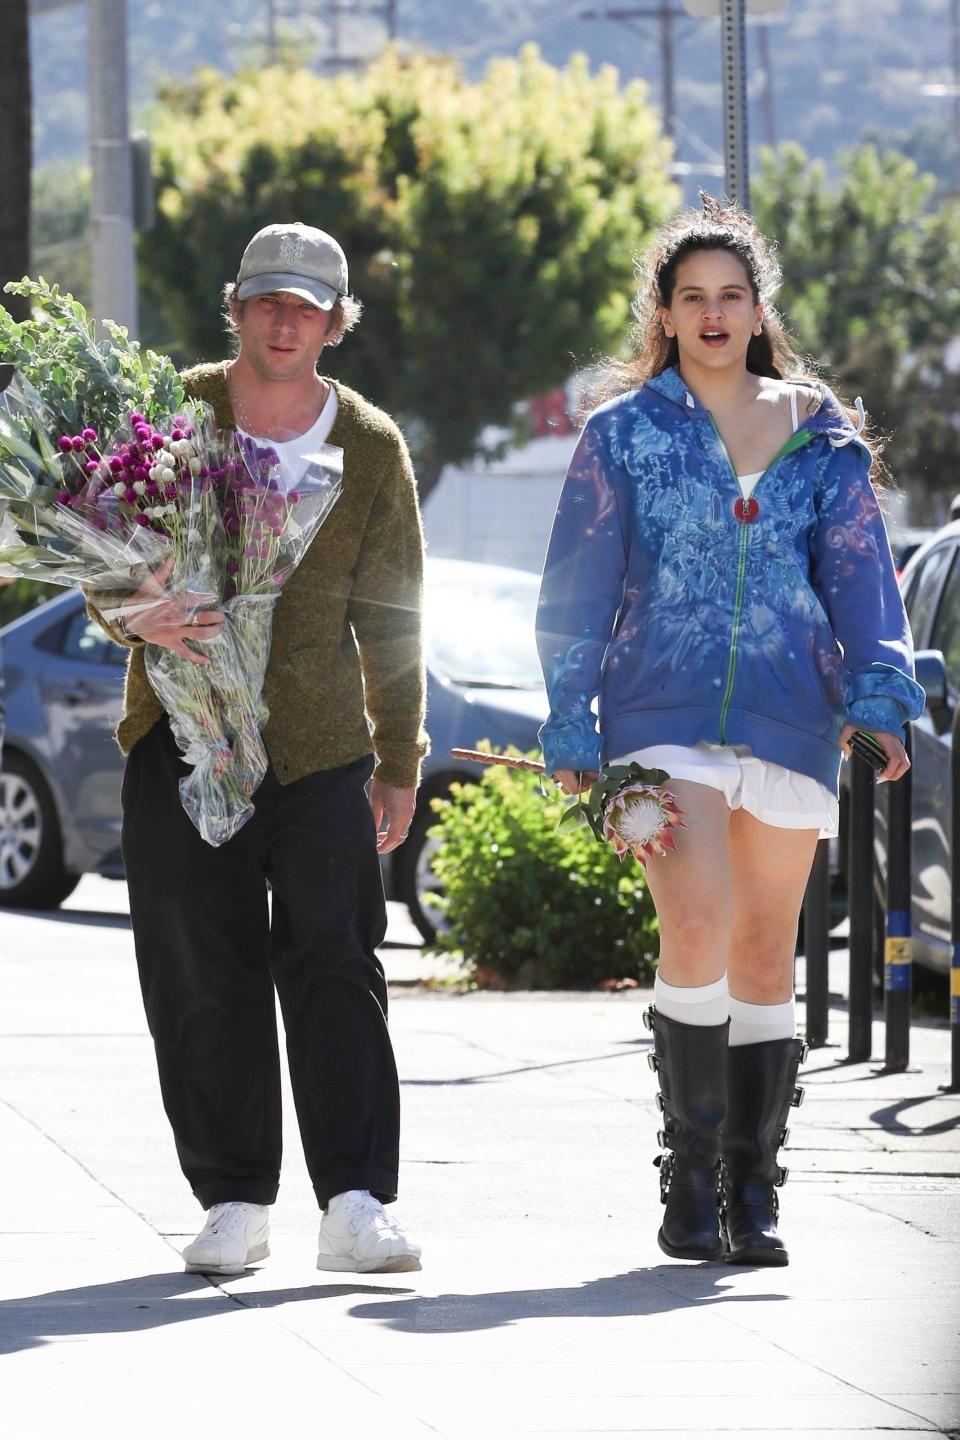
[720,1036,807,1267]
[644,1007,728,1262]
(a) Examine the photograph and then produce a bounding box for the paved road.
[1,877,958,1439]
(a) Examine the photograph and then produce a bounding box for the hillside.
[29,0,957,193]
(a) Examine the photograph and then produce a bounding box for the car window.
[928,555,960,695]
[904,543,955,648]
[425,576,543,688]
[56,611,127,667]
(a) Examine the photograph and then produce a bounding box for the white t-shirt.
[239,386,339,494]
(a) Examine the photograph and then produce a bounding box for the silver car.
[0,558,547,940]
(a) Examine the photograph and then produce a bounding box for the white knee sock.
[654,973,729,1027]
[728,995,796,1047]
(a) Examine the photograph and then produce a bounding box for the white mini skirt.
[610,741,839,839]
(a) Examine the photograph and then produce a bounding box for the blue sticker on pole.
[886,909,911,939]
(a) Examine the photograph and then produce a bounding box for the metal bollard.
[848,751,876,1063]
[802,838,831,1047]
[951,706,960,1091]
[884,726,912,1072]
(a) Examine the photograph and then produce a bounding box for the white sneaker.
[182,1202,270,1275]
[317,1190,422,1274]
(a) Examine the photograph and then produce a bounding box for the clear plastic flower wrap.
[162,435,343,845]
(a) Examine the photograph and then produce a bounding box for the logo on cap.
[279,232,307,267]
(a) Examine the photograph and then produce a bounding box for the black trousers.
[121,717,400,1210]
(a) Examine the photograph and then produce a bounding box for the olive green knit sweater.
[85,362,428,788]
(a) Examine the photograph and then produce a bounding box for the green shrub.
[427,754,660,989]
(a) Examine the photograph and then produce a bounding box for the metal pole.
[756,17,776,148]
[659,0,677,140]
[719,0,749,207]
[847,753,876,1062]
[884,726,913,1072]
[802,837,830,1047]
[267,0,278,59]
[89,0,137,336]
[950,703,960,1090]
[385,0,398,39]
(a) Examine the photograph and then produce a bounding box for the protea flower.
[602,782,684,865]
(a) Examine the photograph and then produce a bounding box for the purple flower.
[135,425,152,442]
[164,483,177,500]
[135,514,150,527]
[272,571,285,587]
[171,428,184,442]
[82,427,98,442]
[57,435,73,453]
[135,464,150,480]
[146,482,159,499]
[226,561,240,575]
[151,436,163,451]
[124,487,137,504]
[56,491,71,504]
[71,436,86,451]
[108,456,124,473]
[287,491,300,504]
[85,459,99,474]
[129,411,145,426]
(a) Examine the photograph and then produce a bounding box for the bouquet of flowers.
[0,277,342,845]
[450,748,684,865]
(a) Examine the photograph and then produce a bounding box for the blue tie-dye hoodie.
[536,365,924,791]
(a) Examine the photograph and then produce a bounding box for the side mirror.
[915,649,949,731]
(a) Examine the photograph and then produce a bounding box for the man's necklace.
[227,376,327,441]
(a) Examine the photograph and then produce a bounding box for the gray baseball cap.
[236,222,349,311]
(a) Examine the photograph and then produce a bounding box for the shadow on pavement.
[347,1265,787,1333]
[0,1272,416,1355]
[869,1094,960,1135]
[401,1041,649,1088]
[15,907,132,930]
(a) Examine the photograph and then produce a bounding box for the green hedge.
[427,754,660,989]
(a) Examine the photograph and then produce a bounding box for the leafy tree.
[753,143,960,513]
[139,46,676,494]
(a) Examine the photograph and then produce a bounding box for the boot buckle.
[657,1150,674,1203]
[792,1084,805,1107]
[799,1039,810,1064]
[777,1165,789,1186]
[654,1092,665,1113]
[779,1125,790,1148]
[656,1128,668,1148]
[642,1006,655,1032]
[647,1053,660,1073]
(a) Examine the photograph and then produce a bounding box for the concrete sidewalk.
[1,879,958,1439]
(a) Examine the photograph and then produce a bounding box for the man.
[87,222,428,1275]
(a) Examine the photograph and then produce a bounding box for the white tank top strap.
[789,385,799,434]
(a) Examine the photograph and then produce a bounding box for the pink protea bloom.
[602,783,685,866]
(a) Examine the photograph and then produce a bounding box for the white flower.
[188,457,202,475]
[161,467,176,484]
[148,466,161,482]
[187,528,201,544]
[602,782,684,865]
[113,482,126,497]
[157,449,175,467]
[133,480,147,495]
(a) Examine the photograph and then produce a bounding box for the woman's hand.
[552,769,599,796]
[839,724,910,784]
[120,556,225,666]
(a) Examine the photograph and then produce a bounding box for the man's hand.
[839,724,910,784]
[120,555,225,665]
[552,769,599,796]
[369,777,417,854]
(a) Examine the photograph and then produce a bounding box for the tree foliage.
[139,46,676,492]
[753,143,960,512]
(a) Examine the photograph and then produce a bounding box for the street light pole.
[719,0,749,206]
[88,0,136,335]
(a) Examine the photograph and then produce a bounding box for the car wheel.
[394,801,448,945]
[0,751,80,909]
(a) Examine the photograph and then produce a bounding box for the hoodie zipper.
[707,415,815,742]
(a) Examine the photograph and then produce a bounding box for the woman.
[536,197,923,1266]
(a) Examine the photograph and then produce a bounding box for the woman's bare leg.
[642,779,734,987]
[725,810,820,1002]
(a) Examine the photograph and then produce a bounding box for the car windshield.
[426,572,543,689]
